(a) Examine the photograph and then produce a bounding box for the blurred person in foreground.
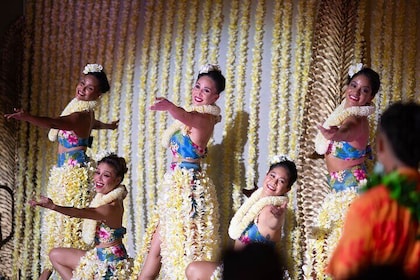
[326,102,420,279]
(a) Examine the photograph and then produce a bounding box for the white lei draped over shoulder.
[160,104,221,147]
[48,98,98,142]
[228,188,289,240]
[314,100,375,155]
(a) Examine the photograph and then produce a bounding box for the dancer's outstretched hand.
[29,196,55,210]
[4,108,30,121]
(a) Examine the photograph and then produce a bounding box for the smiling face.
[75,74,102,101]
[93,162,122,195]
[191,76,220,106]
[262,166,291,197]
[344,74,374,108]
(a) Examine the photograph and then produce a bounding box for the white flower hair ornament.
[199,63,221,74]
[92,150,116,162]
[348,63,364,79]
[83,63,103,74]
[269,154,292,166]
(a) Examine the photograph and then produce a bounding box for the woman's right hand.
[4,108,30,121]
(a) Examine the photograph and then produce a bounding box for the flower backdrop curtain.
[2,0,419,279]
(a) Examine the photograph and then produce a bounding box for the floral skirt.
[41,163,94,271]
[308,188,359,279]
[72,246,132,280]
[132,165,221,279]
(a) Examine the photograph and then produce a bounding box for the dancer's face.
[344,74,373,108]
[191,76,219,106]
[262,166,290,197]
[93,162,121,194]
[75,74,102,101]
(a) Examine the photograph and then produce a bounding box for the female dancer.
[310,65,380,278]
[5,63,117,278]
[30,154,131,280]
[135,64,225,280]
[185,156,298,280]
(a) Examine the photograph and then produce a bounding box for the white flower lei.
[228,188,289,240]
[82,185,128,245]
[83,63,104,74]
[48,98,98,141]
[161,104,221,147]
[314,100,375,154]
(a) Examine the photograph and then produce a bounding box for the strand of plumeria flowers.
[157,0,176,184]
[31,3,54,275]
[122,0,140,252]
[220,0,240,244]
[391,0,404,102]
[353,0,366,62]
[246,0,265,190]
[108,0,128,153]
[314,99,375,155]
[268,0,283,157]
[12,1,34,275]
[278,0,293,155]
[145,0,164,220]
[232,0,251,211]
[82,185,128,244]
[404,0,417,101]
[21,2,45,275]
[134,0,153,251]
[171,0,186,106]
[199,0,212,66]
[380,1,393,113]
[183,0,199,105]
[228,188,289,239]
[209,0,223,63]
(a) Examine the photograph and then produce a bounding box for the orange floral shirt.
[326,168,420,279]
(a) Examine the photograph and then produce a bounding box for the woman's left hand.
[318,124,339,140]
[150,97,174,111]
[269,202,287,218]
[29,196,55,210]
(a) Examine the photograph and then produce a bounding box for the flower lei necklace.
[48,98,98,142]
[228,188,288,240]
[314,100,375,154]
[161,104,221,147]
[82,184,128,245]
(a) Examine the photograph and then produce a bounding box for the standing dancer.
[310,64,380,277]
[5,63,117,279]
[135,64,225,280]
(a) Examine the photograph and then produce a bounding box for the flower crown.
[269,154,292,166]
[83,63,103,74]
[348,63,364,78]
[199,63,221,74]
[92,150,116,162]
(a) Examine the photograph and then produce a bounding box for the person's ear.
[376,133,385,154]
